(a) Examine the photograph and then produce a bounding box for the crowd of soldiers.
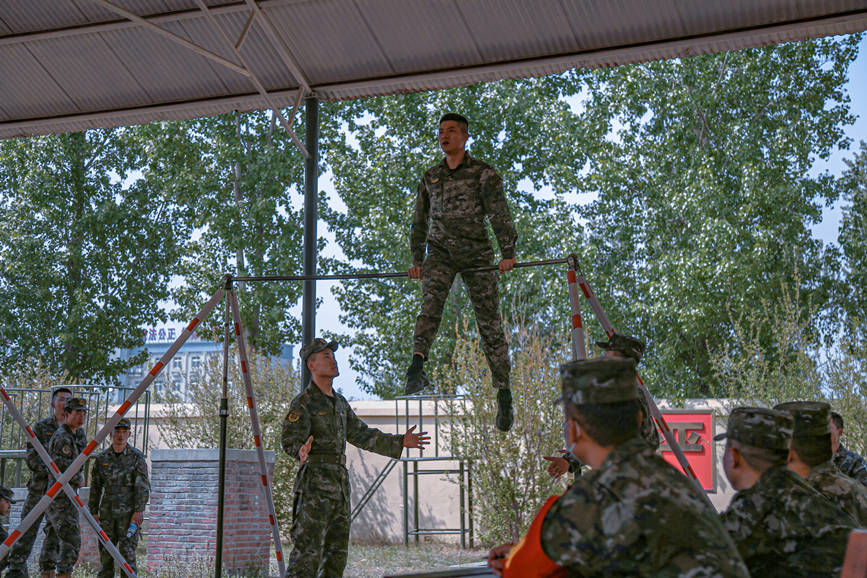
[1,388,149,578]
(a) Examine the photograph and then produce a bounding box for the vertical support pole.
[402,461,409,547]
[413,460,419,543]
[215,276,232,578]
[467,460,474,549]
[301,96,319,385]
[459,461,466,549]
[566,254,587,361]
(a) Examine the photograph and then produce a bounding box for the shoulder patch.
[286,410,302,423]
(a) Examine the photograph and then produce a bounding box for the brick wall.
[147,448,276,575]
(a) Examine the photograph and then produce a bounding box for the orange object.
[503,494,568,578]
[842,529,867,578]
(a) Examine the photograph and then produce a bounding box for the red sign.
[658,411,715,491]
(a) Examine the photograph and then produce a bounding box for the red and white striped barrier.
[228,291,286,578]
[566,258,587,361]
[0,288,226,562]
[568,256,709,501]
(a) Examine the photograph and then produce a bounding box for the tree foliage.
[0,127,205,382]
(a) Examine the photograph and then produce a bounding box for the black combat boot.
[496,388,513,431]
[404,354,429,395]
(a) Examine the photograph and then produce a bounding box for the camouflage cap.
[114,417,131,430]
[65,398,87,412]
[299,338,338,364]
[0,484,16,503]
[556,357,638,406]
[714,407,793,451]
[595,333,646,362]
[773,401,831,438]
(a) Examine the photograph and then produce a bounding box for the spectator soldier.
[0,484,18,572]
[44,397,88,578]
[89,417,150,578]
[718,406,856,575]
[830,410,867,486]
[7,387,85,578]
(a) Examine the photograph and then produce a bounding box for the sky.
[301,37,867,401]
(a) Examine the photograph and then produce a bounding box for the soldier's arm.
[89,460,103,516]
[345,403,404,459]
[25,421,47,472]
[851,456,867,486]
[409,178,430,266]
[133,453,150,513]
[479,168,516,260]
[281,402,312,461]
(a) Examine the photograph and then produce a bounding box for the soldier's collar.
[439,151,473,171]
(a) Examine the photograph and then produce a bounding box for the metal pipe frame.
[301,96,319,385]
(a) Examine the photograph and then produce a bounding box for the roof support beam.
[192,0,309,157]
[244,0,312,93]
[89,0,251,78]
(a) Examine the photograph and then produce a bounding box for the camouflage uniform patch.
[834,444,867,487]
[410,153,516,389]
[720,465,856,576]
[6,416,85,577]
[45,423,85,575]
[89,444,150,578]
[540,437,749,576]
[806,460,867,527]
[282,383,405,577]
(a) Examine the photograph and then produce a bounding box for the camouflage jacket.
[806,460,867,526]
[282,383,405,501]
[834,444,867,486]
[47,424,85,489]
[540,437,748,577]
[410,153,517,266]
[26,415,86,491]
[720,465,856,576]
[89,444,150,518]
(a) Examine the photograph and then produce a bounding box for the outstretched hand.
[542,455,570,479]
[498,258,516,273]
[403,425,430,449]
[487,543,514,576]
[298,435,314,465]
[408,265,422,279]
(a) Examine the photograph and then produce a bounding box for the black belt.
[306,454,346,466]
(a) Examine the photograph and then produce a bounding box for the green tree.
[324,81,598,397]
[839,140,867,347]
[577,36,860,397]
[169,111,316,353]
[0,126,205,382]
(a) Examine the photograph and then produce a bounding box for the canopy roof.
[2,0,866,140]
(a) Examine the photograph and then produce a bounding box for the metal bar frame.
[0,288,226,561]
[0,390,136,577]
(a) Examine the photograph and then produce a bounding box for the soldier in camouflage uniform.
[282,338,430,577]
[830,410,867,486]
[44,398,88,578]
[533,358,749,576]
[543,333,659,482]
[7,387,86,578]
[0,484,18,571]
[775,401,867,526]
[405,113,518,431]
[89,417,149,578]
[717,406,857,576]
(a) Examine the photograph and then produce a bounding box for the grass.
[63,541,488,577]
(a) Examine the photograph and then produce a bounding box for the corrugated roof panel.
[561,0,689,51]
[354,0,482,75]
[458,0,581,60]
[98,24,240,104]
[0,0,92,34]
[264,0,403,83]
[222,11,301,91]
[0,44,79,119]
[26,34,152,113]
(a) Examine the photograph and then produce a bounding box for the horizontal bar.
[401,456,464,462]
[232,257,568,282]
[408,529,468,535]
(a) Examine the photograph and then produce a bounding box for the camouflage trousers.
[413,241,511,388]
[5,485,59,576]
[286,488,349,577]
[97,514,139,578]
[44,494,80,574]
